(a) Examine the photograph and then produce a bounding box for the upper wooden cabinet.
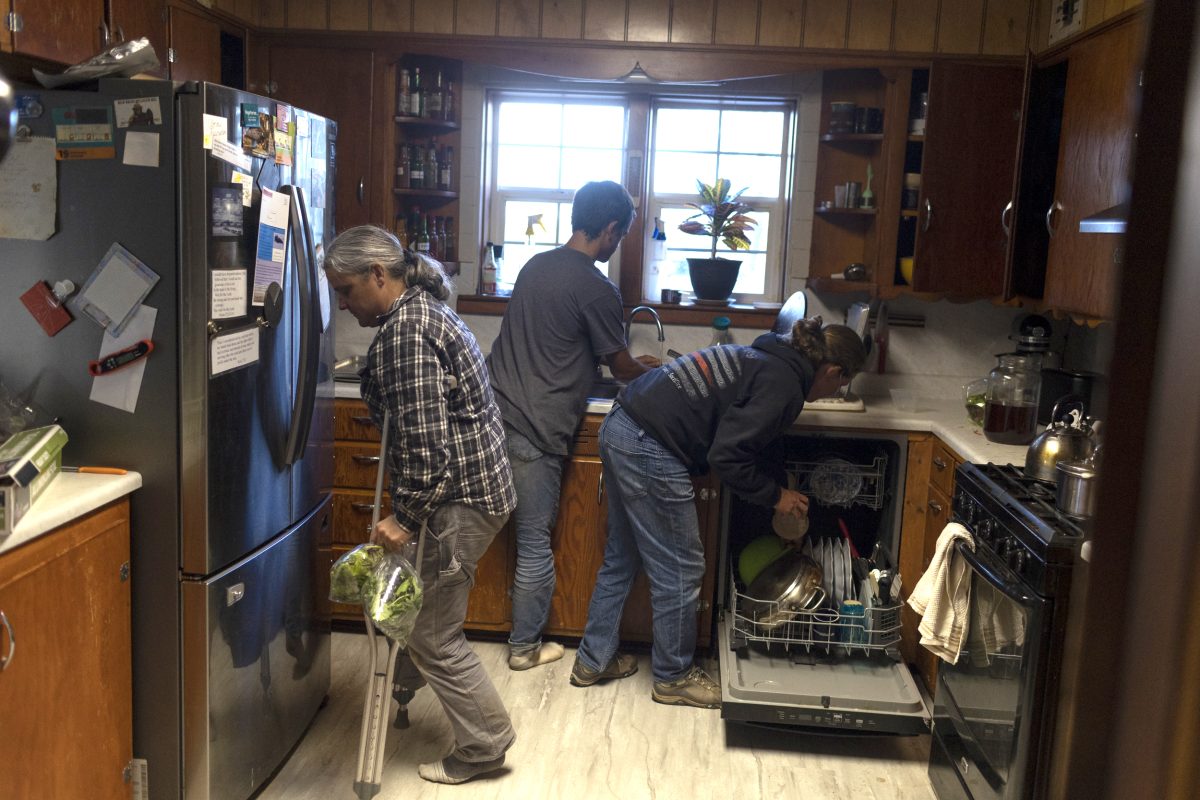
[911,63,1024,295]
[4,0,105,65]
[110,0,167,77]
[167,5,219,83]
[269,46,379,232]
[1042,19,1143,318]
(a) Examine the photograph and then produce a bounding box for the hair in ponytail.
[789,316,867,378]
[325,224,451,302]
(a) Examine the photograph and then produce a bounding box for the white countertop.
[1,472,142,557]
[335,381,361,399]
[586,394,1030,466]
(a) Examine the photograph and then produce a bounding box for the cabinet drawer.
[335,442,389,489]
[332,490,380,545]
[930,441,958,497]
[923,484,953,571]
[570,414,604,458]
[335,399,381,442]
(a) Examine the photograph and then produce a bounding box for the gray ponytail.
[324,224,450,302]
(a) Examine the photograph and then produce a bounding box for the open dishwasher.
[716,430,931,734]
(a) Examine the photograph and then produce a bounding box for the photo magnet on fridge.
[251,111,275,159]
[241,103,260,127]
[211,184,244,239]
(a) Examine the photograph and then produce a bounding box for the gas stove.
[952,462,1084,598]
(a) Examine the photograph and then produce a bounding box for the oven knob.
[997,536,1011,557]
[1011,548,1027,574]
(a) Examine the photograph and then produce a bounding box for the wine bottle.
[412,67,424,118]
[395,143,410,189]
[397,68,412,117]
[438,146,453,191]
[444,217,457,262]
[409,143,424,187]
[428,215,441,260]
[424,140,437,189]
[416,215,431,254]
[429,70,444,120]
[444,80,456,124]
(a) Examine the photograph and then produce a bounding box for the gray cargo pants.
[406,502,516,763]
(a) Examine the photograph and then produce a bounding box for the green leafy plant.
[678,178,757,260]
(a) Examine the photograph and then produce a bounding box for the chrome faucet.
[625,305,665,345]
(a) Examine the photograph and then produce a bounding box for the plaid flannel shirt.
[361,287,516,533]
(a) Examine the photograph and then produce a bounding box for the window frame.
[473,86,797,316]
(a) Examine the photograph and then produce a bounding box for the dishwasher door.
[716,430,932,734]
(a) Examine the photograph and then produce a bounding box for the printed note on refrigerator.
[230,171,253,206]
[0,136,57,241]
[202,114,228,149]
[251,186,290,305]
[90,304,157,413]
[212,269,247,319]
[212,135,252,170]
[123,131,159,167]
[211,327,260,376]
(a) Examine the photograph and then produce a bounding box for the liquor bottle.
[427,215,441,260]
[428,70,444,120]
[424,139,438,189]
[444,80,456,124]
[409,143,425,188]
[393,216,409,249]
[395,143,410,189]
[411,67,424,118]
[409,207,422,247]
[397,68,412,117]
[416,215,431,254]
[443,217,457,262]
[481,242,497,294]
[438,146,453,191]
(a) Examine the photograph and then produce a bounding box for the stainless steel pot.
[1025,396,1098,483]
[1056,457,1099,519]
[744,550,825,629]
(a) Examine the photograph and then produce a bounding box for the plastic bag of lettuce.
[330,544,424,646]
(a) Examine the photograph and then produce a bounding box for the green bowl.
[738,535,789,587]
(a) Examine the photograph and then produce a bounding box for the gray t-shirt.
[487,246,627,456]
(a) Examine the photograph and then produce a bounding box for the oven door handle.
[956,540,1035,606]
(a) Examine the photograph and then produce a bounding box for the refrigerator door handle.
[279,184,321,465]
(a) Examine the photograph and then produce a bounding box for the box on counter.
[0,424,67,535]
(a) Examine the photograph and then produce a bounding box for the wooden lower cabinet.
[898,434,961,695]
[0,499,132,800]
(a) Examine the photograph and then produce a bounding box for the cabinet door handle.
[115,25,125,44]
[928,500,944,514]
[351,502,377,512]
[357,179,365,205]
[1045,200,1062,238]
[351,415,374,425]
[597,472,604,505]
[933,456,948,471]
[352,454,381,465]
[922,198,932,232]
[99,20,110,49]
[0,611,13,671]
[1001,201,1013,238]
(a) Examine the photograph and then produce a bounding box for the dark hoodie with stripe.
[616,331,815,509]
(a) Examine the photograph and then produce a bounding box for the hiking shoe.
[508,641,565,671]
[418,754,505,785]
[569,653,638,687]
[652,666,721,709]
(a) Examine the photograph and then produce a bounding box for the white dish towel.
[907,522,975,664]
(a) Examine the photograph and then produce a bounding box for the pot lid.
[1056,460,1097,480]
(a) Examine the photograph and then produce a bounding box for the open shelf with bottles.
[388,55,463,267]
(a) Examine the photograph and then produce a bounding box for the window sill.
[455,295,782,328]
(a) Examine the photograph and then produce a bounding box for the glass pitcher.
[983,353,1041,445]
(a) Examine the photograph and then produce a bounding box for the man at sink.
[572,318,866,708]
[487,180,660,672]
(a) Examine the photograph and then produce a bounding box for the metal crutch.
[352,410,427,799]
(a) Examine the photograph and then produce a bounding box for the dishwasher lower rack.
[728,569,902,658]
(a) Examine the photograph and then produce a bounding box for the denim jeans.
[407,502,516,762]
[505,427,566,654]
[577,407,706,683]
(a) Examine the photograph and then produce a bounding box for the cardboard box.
[0,424,67,535]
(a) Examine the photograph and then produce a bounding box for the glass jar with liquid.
[983,354,1041,445]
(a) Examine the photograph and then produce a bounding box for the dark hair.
[570,180,636,240]
[324,225,451,301]
[790,317,867,378]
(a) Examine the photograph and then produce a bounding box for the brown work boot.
[652,666,721,709]
[569,653,638,687]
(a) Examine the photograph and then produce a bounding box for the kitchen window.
[482,89,795,306]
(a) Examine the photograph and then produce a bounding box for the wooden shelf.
[900,209,919,217]
[805,276,878,294]
[820,133,885,143]
[394,115,460,131]
[907,134,926,143]
[393,188,458,199]
[815,207,878,216]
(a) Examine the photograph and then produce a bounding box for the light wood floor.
[257,632,937,800]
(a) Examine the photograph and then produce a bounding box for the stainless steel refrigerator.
[0,79,335,800]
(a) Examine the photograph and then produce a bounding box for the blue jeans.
[505,427,565,654]
[577,407,706,683]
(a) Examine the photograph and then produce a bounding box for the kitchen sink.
[587,378,624,401]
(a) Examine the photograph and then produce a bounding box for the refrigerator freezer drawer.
[181,496,332,800]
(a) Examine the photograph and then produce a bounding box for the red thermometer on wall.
[89,339,154,376]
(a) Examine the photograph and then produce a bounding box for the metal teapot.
[1024,396,1099,483]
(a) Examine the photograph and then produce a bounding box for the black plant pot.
[687,257,741,302]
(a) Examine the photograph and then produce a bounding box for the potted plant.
[677,178,757,302]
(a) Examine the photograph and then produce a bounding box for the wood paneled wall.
[248,0,1043,56]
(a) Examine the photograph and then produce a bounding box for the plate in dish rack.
[808,458,863,506]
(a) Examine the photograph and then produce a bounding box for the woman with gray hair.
[324,225,517,784]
